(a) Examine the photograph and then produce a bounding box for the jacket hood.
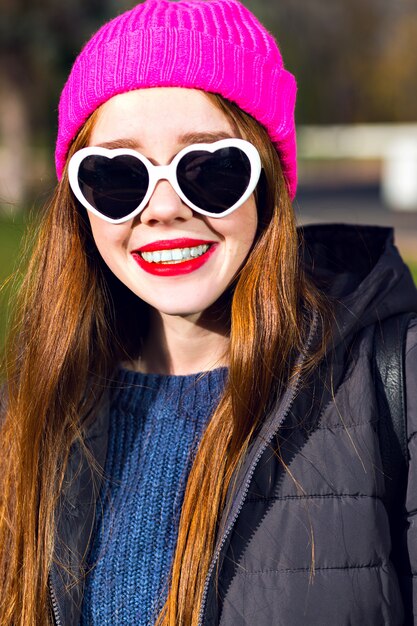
[301,223,417,344]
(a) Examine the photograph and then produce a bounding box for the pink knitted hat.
[56,0,298,199]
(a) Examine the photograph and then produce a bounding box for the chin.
[145,296,219,319]
[152,304,207,318]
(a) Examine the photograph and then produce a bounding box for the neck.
[130,308,230,376]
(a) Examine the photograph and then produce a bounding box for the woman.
[1,0,417,624]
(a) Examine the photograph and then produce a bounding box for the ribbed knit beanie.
[56,0,298,199]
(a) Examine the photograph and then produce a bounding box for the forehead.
[89,87,236,149]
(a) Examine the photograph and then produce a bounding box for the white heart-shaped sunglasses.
[68,138,262,224]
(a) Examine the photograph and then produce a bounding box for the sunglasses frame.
[68,138,262,224]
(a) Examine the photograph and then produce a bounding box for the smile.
[140,244,210,265]
[132,238,217,276]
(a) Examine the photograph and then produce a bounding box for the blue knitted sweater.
[80,366,227,625]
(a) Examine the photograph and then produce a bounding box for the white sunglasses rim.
[68,137,262,224]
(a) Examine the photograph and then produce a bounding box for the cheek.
[240,210,258,246]
[88,214,130,261]
[211,198,258,252]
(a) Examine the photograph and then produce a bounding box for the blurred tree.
[0,0,130,147]
[371,10,417,121]
[245,0,417,124]
[0,0,132,203]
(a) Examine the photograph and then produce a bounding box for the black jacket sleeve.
[403,318,417,624]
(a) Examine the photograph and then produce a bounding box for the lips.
[131,238,218,276]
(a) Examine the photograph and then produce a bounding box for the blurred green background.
[1,0,417,349]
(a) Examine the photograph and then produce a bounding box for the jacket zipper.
[197,311,319,625]
[48,573,62,626]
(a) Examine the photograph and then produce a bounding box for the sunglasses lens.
[77,155,149,221]
[177,147,252,215]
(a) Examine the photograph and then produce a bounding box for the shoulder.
[406,315,417,358]
[406,315,417,441]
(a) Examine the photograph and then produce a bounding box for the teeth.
[172,248,183,261]
[141,244,210,264]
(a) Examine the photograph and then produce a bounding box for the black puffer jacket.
[50,224,417,625]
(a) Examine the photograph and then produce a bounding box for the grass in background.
[0,214,417,351]
[0,214,31,353]
[408,260,417,286]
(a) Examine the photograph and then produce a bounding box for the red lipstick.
[131,238,217,276]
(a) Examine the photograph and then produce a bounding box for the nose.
[139,180,194,225]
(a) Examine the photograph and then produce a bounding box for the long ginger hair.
[0,93,327,625]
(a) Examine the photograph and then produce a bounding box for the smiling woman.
[1,1,417,625]
[80,89,258,347]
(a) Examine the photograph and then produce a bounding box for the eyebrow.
[178,130,237,144]
[95,138,140,150]
[94,130,237,150]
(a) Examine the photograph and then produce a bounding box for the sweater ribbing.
[80,367,227,625]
